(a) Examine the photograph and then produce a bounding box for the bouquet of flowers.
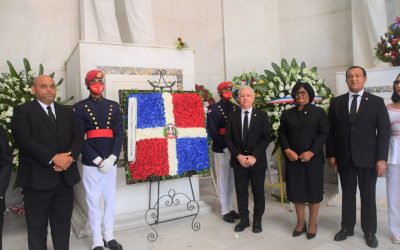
[0,58,70,170]
[375,16,400,66]
[232,59,333,152]
[195,84,215,106]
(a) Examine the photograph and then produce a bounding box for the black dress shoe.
[292,223,307,237]
[252,220,262,233]
[222,212,235,223]
[230,210,240,220]
[306,224,317,240]
[93,247,104,250]
[104,239,123,250]
[234,220,250,232]
[364,233,378,248]
[334,228,354,241]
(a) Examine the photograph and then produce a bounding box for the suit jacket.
[279,104,329,167]
[326,91,390,168]
[225,108,271,169]
[0,125,12,211]
[11,100,83,190]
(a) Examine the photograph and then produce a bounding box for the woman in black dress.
[278,81,329,239]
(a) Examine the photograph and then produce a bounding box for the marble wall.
[0,0,80,99]
[0,0,352,98]
[278,0,352,93]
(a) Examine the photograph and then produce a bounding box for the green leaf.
[23,58,31,74]
[300,61,306,73]
[290,58,298,68]
[38,64,44,75]
[56,78,63,87]
[49,72,55,78]
[264,70,276,80]
[281,58,290,72]
[6,60,22,81]
[271,62,284,80]
[259,74,269,83]
[310,66,317,73]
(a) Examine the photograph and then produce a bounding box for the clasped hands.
[97,155,117,173]
[52,152,74,172]
[284,149,314,162]
[237,154,257,168]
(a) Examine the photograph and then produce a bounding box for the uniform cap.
[85,70,104,84]
[217,81,233,91]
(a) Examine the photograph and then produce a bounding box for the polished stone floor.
[2,177,397,250]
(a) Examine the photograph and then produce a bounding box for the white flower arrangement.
[232,59,333,153]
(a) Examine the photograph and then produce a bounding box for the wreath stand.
[143,70,201,242]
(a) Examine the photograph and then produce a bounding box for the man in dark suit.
[11,75,83,250]
[0,125,12,250]
[225,85,271,233]
[326,66,390,248]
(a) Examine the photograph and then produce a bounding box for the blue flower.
[128,93,165,128]
[176,138,209,175]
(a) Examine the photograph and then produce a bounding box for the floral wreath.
[232,59,333,153]
[375,16,400,66]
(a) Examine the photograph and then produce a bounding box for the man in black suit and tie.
[11,75,83,250]
[0,125,12,250]
[327,66,390,248]
[225,86,271,233]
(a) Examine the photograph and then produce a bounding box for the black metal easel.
[144,70,201,242]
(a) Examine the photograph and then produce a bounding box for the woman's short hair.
[291,81,315,104]
[392,73,400,103]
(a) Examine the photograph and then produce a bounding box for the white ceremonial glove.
[223,147,231,159]
[93,156,104,167]
[99,154,117,173]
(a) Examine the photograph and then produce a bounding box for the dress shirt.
[36,99,56,119]
[348,89,365,113]
[241,107,252,134]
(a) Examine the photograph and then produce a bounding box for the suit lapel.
[34,100,57,135]
[248,109,257,132]
[341,93,351,123]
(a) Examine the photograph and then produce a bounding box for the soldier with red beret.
[207,81,240,223]
[73,70,124,250]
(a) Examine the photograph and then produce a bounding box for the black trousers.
[23,179,73,250]
[233,164,266,222]
[337,162,377,234]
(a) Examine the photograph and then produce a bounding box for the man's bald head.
[31,75,56,105]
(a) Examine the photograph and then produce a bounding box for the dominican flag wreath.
[126,92,209,181]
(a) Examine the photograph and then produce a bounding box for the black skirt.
[285,161,324,203]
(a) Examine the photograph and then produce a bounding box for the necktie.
[47,106,56,127]
[242,111,249,143]
[349,94,359,122]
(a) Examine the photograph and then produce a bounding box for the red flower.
[129,138,169,180]
[172,93,205,128]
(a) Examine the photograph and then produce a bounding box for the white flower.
[285,104,292,110]
[279,92,284,98]
[278,85,284,91]
[285,85,290,90]
[268,82,274,88]
[272,122,279,130]
[5,117,10,123]
[269,91,275,98]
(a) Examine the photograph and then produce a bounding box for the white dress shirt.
[36,99,56,119]
[241,107,252,134]
[348,89,365,113]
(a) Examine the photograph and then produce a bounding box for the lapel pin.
[304,111,307,115]
[255,114,257,116]
[365,97,368,100]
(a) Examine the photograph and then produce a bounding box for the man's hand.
[237,154,249,168]
[299,151,314,162]
[246,155,257,166]
[52,152,73,170]
[284,149,298,161]
[376,160,387,177]
[328,157,337,170]
[53,165,64,172]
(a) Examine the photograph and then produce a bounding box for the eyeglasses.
[295,91,308,97]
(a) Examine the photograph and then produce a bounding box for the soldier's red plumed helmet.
[85,70,104,84]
